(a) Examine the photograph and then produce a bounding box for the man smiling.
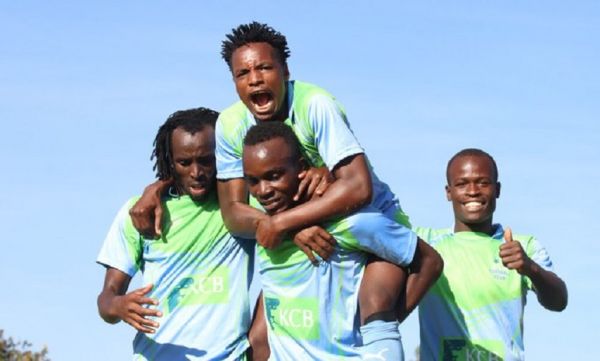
[242,121,427,360]
[416,148,568,361]
[97,108,252,360]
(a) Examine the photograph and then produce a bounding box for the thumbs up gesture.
[499,227,532,275]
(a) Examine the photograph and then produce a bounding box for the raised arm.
[499,228,568,311]
[97,268,162,333]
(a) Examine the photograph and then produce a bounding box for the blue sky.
[1,1,598,360]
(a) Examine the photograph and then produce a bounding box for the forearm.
[273,155,372,233]
[398,240,444,322]
[525,264,568,311]
[222,201,269,239]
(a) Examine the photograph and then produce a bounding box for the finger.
[294,176,310,201]
[307,240,328,260]
[139,306,163,318]
[305,176,321,199]
[130,313,160,331]
[126,317,157,333]
[137,296,160,308]
[154,205,164,237]
[134,284,155,296]
[298,244,318,265]
[316,228,336,246]
[314,177,330,196]
[504,227,513,243]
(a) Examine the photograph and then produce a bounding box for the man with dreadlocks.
[97,108,253,361]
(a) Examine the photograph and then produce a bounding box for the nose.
[465,182,479,196]
[256,180,273,199]
[248,69,263,86]
[190,163,203,179]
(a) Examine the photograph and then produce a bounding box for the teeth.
[464,201,482,210]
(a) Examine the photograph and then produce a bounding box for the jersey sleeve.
[215,116,244,180]
[336,207,418,266]
[307,95,365,171]
[521,235,555,290]
[96,199,143,277]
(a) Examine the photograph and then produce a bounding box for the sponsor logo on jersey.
[441,338,504,361]
[264,296,319,340]
[164,267,229,313]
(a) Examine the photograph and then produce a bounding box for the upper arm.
[217,178,249,212]
[308,95,364,171]
[215,116,245,180]
[101,267,132,296]
[97,200,143,276]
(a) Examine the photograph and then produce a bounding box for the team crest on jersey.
[264,295,319,340]
[489,257,509,281]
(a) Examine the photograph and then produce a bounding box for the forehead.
[231,42,279,65]
[171,127,215,155]
[448,155,495,178]
[243,138,293,169]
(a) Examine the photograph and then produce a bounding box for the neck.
[454,221,495,235]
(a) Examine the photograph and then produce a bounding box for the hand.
[499,227,532,275]
[292,225,336,264]
[294,167,334,202]
[255,217,285,249]
[129,181,167,238]
[113,284,162,333]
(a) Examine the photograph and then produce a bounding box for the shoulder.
[414,226,453,246]
[292,80,339,110]
[217,102,250,135]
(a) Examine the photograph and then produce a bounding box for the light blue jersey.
[258,207,417,360]
[216,80,411,227]
[97,193,253,361]
[416,224,554,361]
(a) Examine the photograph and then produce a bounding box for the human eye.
[235,69,249,78]
[178,159,191,167]
[245,176,258,186]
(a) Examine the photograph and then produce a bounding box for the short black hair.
[221,21,290,70]
[243,121,302,161]
[152,107,219,180]
[446,148,499,183]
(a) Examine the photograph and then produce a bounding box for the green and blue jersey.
[215,80,410,226]
[258,206,417,360]
[416,225,554,361]
[97,192,253,361]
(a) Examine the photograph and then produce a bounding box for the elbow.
[429,249,444,281]
[551,285,569,312]
[97,294,120,324]
[352,180,372,209]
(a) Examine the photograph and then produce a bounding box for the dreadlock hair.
[243,121,302,162]
[221,21,291,71]
[152,107,219,180]
[446,148,499,183]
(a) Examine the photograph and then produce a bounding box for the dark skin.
[446,154,568,311]
[98,127,217,332]
[129,41,431,356]
[244,137,442,353]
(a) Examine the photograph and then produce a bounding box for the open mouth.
[250,91,273,108]
[463,201,484,211]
